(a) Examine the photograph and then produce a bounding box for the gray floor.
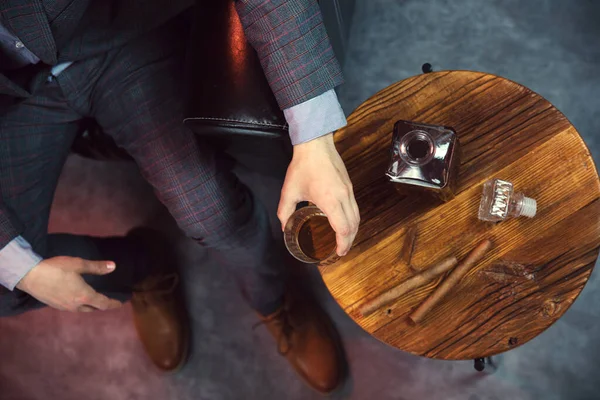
[1,1,600,399]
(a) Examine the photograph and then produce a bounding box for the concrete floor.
[1,1,600,399]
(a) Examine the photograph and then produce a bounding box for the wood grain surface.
[318,71,600,360]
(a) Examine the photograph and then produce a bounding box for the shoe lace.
[132,273,179,307]
[253,304,296,356]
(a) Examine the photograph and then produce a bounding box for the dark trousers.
[0,22,285,317]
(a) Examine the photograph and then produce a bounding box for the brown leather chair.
[183,0,288,142]
[183,0,354,139]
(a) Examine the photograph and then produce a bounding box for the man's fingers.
[320,201,353,257]
[76,259,116,275]
[85,292,123,311]
[72,285,122,311]
[77,305,97,313]
[277,190,299,232]
[350,193,361,229]
[340,198,360,254]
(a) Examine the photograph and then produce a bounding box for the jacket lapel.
[0,0,58,65]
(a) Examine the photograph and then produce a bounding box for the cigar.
[360,256,458,316]
[399,226,418,267]
[408,239,493,324]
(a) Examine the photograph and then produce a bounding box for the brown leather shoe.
[259,291,344,394]
[128,228,190,373]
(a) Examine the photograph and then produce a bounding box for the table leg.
[474,357,498,372]
[421,63,434,73]
[474,358,485,371]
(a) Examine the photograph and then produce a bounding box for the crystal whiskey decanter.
[386,120,460,201]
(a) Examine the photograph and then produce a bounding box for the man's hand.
[16,257,122,312]
[278,133,360,256]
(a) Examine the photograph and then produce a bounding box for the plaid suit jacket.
[0,0,343,249]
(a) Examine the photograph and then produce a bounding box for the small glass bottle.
[478,179,537,222]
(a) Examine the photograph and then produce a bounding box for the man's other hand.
[16,257,122,312]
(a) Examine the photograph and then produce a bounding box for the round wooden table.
[320,71,600,360]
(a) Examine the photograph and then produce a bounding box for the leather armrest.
[183,0,287,140]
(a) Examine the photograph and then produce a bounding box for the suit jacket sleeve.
[0,204,24,252]
[234,0,344,110]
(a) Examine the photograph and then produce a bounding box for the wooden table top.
[319,70,600,360]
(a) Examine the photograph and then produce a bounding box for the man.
[0,0,359,394]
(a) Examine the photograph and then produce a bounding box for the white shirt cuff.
[0,236,43,290]
[283,89,347,146]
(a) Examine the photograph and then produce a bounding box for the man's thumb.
[79,260,116,275]
[277,196,298,232]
